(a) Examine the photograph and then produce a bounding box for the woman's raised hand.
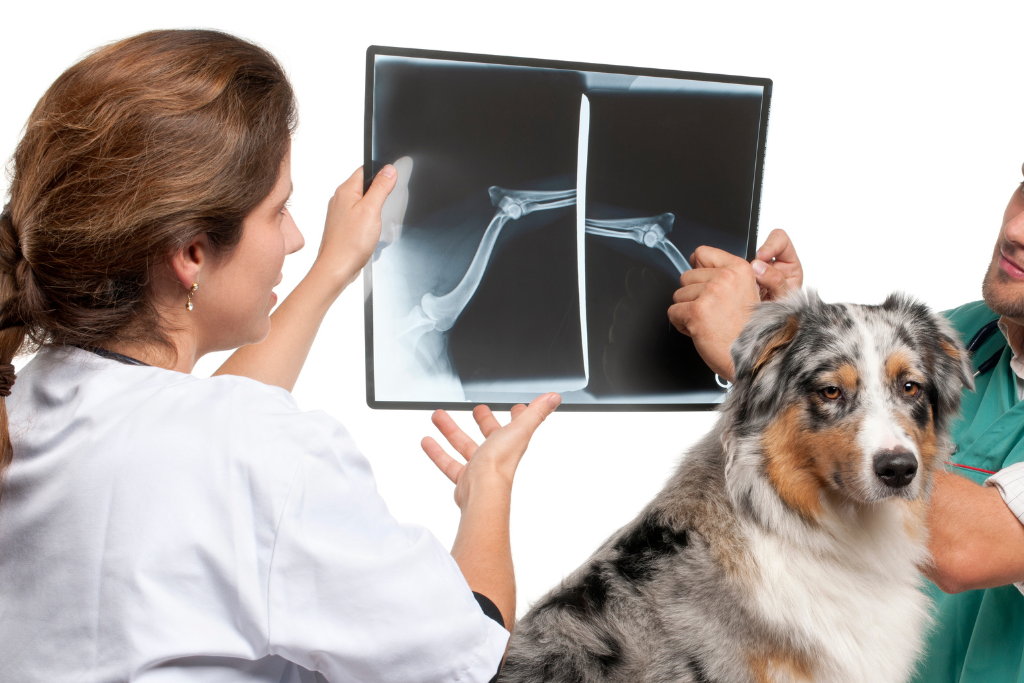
[422,393,561,508]
[315,164,397,290]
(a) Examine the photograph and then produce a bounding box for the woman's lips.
[1000,252,1024,280]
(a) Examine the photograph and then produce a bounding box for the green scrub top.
[912,300,1024,682]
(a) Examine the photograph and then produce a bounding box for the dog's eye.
[903,381,920,397]
[820,386,842,400]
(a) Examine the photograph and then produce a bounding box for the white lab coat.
[0,346,508,682]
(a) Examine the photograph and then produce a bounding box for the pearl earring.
[186,283,199,311]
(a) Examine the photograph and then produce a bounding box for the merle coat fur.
[498,291,973,683]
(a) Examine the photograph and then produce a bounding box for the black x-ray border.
[363,45,772,412]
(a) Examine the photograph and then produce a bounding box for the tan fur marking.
[752,316,799,376]
[834,363,859,391]
[939,338,963,363]
[763,407,824,520]
[763,405,862,521]
[885,350,912,385]
[748,650,814,683]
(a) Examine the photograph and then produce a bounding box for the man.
[669,178,1024,681]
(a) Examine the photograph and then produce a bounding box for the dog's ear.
[731,289,815,383]
[882,293,973,431]
[930,315,974,430]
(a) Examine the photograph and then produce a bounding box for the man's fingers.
[751,260,789,301]
[690,245,747,270]
[473,404,502,439]
[421,436,464,485]
[678,268,717,288]
[360,164,398,211]
[756,228,799,264]
[667,302,695,335]
[672,282,706,304]
[510,404,527,420]
[430,409,478,460]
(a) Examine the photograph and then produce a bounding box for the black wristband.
[472,591,504,629]
[472,592,505,682]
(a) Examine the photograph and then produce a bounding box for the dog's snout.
[873,449,918,488]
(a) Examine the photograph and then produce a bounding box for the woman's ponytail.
[0,209,28,500]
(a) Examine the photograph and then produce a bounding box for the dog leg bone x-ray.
[419,187,579,332]
[583,214,690,275]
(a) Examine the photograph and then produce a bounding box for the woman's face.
[196,151,304,351]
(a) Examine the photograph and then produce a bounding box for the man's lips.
[999,251,1024,280]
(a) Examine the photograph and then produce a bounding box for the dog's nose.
[873,450,918,488]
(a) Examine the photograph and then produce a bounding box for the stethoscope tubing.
[967,319,1003,378]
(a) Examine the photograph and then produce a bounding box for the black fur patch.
[911,395,931,429]
[686,654,715,683]
[612,516,688,584]
[739,487,765,528]
[540,657,586,683]
[594,634,623,673]
[539,566,609,615]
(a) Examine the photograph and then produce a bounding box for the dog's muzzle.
[873,449,918,489]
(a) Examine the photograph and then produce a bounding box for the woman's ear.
[168,234,212,291]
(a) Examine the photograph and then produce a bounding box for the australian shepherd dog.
[499,291,973,683]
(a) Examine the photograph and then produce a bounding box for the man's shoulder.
[941,300,998,338]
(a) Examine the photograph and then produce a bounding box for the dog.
[499,291,973,683]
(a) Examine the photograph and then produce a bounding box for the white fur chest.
[745,516,932,683]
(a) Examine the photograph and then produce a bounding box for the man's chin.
[982,259,1024,319]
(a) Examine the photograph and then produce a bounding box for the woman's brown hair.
[0,29,297,496]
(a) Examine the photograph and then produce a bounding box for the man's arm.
[927,468,1024,593]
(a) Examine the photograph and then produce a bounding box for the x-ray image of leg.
[417,186,577,332]
[584,213,692,274]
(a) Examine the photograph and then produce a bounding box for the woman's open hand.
[422,393,561,509]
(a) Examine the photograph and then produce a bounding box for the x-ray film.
[364,46,771,410]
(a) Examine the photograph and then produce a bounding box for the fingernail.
[751,259,767,276]
[379,164,396,179]
[548,393,562,410]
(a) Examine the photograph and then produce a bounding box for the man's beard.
[982,248,1024,319]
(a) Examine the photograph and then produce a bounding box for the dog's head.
[724,291,973,516]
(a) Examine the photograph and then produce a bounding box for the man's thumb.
[362,164,398,209]
[751,259,788,301]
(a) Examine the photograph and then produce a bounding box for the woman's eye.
[820,386,842,400]
[903,381,920,397]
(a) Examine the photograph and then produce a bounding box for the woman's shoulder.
[13,346,361,474]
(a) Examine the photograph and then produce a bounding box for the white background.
[5,0,1023,617]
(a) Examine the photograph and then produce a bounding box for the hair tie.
[0,364,15,398]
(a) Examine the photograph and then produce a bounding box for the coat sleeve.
[265,410,508,683]
[986,461,1024,595]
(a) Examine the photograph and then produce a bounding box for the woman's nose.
[282,208,305,255]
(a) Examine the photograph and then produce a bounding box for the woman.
[0,29,558,682]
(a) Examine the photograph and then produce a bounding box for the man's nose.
[1002,203,1024,247]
